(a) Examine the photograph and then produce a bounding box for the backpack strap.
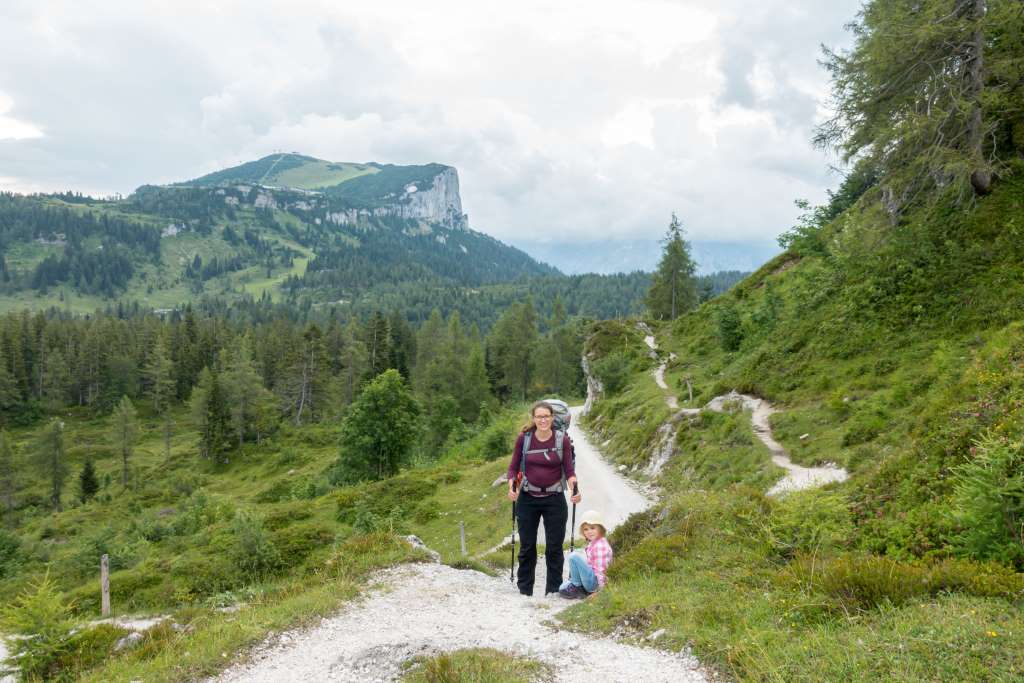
[520,430,568,494]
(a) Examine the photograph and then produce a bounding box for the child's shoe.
[558,584,584,599]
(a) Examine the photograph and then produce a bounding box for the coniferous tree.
[110,396,138,488]
[335,318,369,408]
[0,430,15,515]
[645,213,697,320]
[222,337,277,445]
[0,351,17,415]
[487,300,538,401]
[144,335,176,414]
[363,312,392,380]
[78,458,99,503]
[35,419,68,511]
[332,369,421,483]
[815,0,1024,208]
[190,367,231,461]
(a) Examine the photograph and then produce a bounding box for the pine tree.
[222,337,277,446]
[144,335,176,414]
[363,312,392,380]
[0,430,15,515]
[336,319,369,408]
[645,213,697,320]
[815,0,1024,208]
[78,458,99,503]
[0,350,17,414]
[487,300,538,401]
[190,367,232,461]
[110,395,138,488]
[332,369,421,483]
[35,419,68,511]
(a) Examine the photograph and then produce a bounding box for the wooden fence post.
[101,554,110,617]
[459,521,467,556]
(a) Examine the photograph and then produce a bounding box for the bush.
[0,529,20,578]
[607,507,660,555]
[593,351,633,395]
[480,423,515,461]
[950,432,1024,567]
[841,413,886,446]
[0,573,78,681]
[271,523,335,568]
[608,533,689,580]
[228,511,281,579]
[335,474,439,526]
[55,623,129,676]
[766,489,853,558]
[779,553,1024,613]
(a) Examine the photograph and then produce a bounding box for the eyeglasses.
[534,415,552,421]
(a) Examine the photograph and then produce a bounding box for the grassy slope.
[269,160,378,190]
[569,178,1024,681]
[0,401,524,681]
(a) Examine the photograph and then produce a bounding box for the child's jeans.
[559,550,598,593]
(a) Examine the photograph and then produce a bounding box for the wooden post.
[100,554,110,617]
[459,521,467,556]
[686,378,693,404]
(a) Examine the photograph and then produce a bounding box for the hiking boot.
[558,584,584,599]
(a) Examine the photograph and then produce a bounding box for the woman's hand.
[568,477,581,504]
[508,486,519,502]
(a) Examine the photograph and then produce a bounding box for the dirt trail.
[642,330,848,493]
[212,396,705,682]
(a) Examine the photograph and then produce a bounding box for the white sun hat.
[578,510,606,533]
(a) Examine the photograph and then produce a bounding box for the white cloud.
[0,0,861,246]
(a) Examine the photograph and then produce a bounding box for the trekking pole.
[569,482,579,552]
[510,472,522,583]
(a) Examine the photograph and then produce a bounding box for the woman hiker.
[507,401,582,596]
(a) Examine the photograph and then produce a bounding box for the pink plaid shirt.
[585,537,613,588]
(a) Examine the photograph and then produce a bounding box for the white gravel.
[213,562,707,683]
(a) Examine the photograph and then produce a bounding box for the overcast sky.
[0,0,861,248]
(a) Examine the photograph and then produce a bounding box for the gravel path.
[214,562,707,683]
[642,331,848,494]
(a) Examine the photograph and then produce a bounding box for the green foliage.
[227,510,281,580]
[593,351,633,396]
[645,213,698,320]
[402,647,550,683]
[0,573,78,681]
[766,489,854,558]
[335,473,439,528]
[190,367,232,462]
[486,300,538,402]
[109,395,138,487]
[780,553,1024,613]
[34,419,68,511]
[0,528,19,578]
[950,432,1024,567]
[77,458,99,503]
[332,369,422,483]
[714,302,742,352]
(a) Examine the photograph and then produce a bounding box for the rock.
[617,465,627,472]
[492,474,509,487]
[114,632,144,652]
[799,433,810,441]
[404,535,441,563]
[647,628,667,641]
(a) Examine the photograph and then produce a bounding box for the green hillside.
[183,153,381,190]
[568,163,1024,680]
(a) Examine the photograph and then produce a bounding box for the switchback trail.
[641,328,848,493]
[213,406,707,682]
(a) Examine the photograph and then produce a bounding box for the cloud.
[0,0,861,247]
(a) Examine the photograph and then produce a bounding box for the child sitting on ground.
[559,510,613,599]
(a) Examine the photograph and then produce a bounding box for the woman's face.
[532,409,553,430]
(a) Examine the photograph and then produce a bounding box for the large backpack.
[545,398,572,432]
[519,428,571,494]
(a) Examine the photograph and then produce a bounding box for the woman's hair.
[520,400,554,433]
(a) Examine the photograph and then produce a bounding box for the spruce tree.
[0,430,15,515]
[144,335,176,414]
[0,351,17,415]
[78,459,99,503]
[35,419,68,511]
[222,337,276,446]
[645,213,697,320]
[110,396,138,488]
[190,367,231,461]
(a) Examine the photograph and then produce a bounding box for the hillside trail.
[640,325,847,494]
[213,403,707,683]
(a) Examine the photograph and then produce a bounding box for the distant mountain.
[517,239,782,275]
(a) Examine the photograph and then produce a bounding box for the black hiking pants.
[515,491,568,596]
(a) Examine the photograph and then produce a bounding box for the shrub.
[608,533,689,580]
[607,507,661,555]
[593,351,634,395]
[270,522,334,568]
[779,553,1024,613]
[950,432,1024,567]
[335,474,438,526]
[766,489,853,558]
[716,303,743,351]
[841,413,885,446]
[0,573,78,681]
[480,423,514,461]
[56,623,129,676]
[0,529,20,578]
[228,511,281,579]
